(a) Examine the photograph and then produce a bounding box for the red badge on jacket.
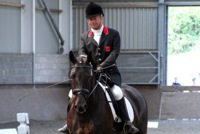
[105,46,111,52]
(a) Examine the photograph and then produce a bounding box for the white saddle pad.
[98,82,134,122]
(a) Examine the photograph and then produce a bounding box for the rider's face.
[87,15,103,30]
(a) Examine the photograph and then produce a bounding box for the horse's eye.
[71,74,75,79]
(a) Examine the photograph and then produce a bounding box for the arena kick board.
[0,128,17,134]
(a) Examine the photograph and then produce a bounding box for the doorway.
[167,6,200,86]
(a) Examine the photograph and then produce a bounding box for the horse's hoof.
[124,122,139,134]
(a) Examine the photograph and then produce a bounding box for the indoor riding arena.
[1,0,200,134]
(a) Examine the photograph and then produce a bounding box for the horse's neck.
[88,83,105,105]
[84,77,108,110]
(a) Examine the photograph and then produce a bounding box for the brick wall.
[0,54,33,84]
[34,54,69,84]
[0,53,70,84]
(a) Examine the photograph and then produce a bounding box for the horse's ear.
[69,51,77,64]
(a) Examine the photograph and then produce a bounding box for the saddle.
[98,81,134,123]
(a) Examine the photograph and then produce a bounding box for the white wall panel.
[0,0,21,53]
[35,0,59,54]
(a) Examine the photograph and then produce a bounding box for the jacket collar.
[88,26,109,37]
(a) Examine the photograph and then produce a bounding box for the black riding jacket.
[78,26,121,87]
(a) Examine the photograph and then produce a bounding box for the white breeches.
[68,89,73,98]
[110,85,123,101]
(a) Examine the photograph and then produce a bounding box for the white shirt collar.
[91,25,104,35]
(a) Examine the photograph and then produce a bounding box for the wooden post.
[0,2,25,8]
[36,7,63,13]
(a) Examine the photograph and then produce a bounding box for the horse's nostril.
[84,104,87,109]
[75,104,87,114]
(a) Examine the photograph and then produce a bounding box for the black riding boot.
[58,97,73,133]
[117,97,139,134]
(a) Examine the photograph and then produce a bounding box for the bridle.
[70,63,115,100]
[70,62,99,100]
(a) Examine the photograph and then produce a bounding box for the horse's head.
[69,51,96,114]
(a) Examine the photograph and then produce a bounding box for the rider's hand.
[96,66,102,73]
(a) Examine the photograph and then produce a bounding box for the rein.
[71,63,116,71]
[71,65,92,68]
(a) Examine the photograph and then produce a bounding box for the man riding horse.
[58,2,139,134]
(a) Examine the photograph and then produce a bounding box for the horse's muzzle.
[74,93,88,114]
[75,102,87,114]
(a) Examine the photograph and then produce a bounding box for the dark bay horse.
[67,51,148,134]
